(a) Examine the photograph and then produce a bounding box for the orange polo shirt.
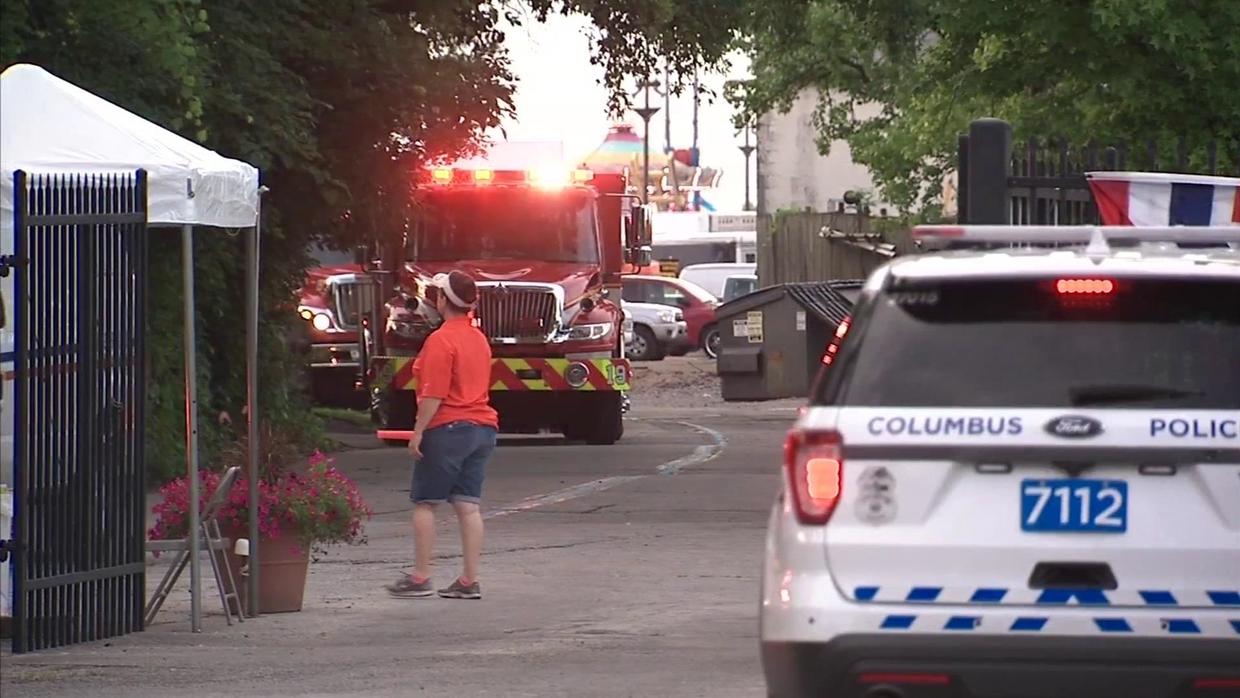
[412,315,499,430]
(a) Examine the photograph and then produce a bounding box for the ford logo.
[1045,415,1103,439]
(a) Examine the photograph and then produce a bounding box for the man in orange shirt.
[386,270,498,600]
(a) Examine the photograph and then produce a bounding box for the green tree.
[729,0,1240,212]
[1,0,521,481]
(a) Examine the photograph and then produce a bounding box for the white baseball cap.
[429,271,477,309]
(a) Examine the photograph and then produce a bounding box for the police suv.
[761,225,1240,698]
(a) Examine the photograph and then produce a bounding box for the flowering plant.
[149,451,371,554]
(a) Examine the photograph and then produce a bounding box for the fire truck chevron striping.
[377,356,630,393]
[301,142,656,446]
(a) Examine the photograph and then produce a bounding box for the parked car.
[621,274,720,358]
[721,273,758,302]
[621,301,689,361]
[678,262,756,298]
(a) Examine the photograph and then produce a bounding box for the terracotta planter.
[221,526,310,614]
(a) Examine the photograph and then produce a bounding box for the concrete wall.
[756,90,889,216]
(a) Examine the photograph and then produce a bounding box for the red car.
[621,274,720,357]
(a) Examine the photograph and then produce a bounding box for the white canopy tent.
[1,63,264,631]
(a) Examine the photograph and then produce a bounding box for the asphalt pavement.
[0,402,800,697]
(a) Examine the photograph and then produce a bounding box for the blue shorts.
[411,421,498,505]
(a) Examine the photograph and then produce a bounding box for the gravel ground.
[628,355,806,414]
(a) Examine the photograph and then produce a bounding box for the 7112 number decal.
[1020,479,1128,533]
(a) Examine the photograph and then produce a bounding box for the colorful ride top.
[579,123,723,212]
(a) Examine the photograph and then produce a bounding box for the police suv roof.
[883,244,1240,282]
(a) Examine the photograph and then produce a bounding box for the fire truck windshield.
[409,188,599,263]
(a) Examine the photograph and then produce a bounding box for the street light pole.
[738,121,756,212]
[691,69,700,210]
[633,77,661,205]
[663,63,673,155]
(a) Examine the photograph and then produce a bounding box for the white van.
[678,262,757,299]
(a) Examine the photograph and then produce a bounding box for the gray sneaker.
[386,575,434,598]
[438,578,481,600]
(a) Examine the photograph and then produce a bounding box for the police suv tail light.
[1055,278,1114,294]
[821,314,851,365]
[784,430,843,525]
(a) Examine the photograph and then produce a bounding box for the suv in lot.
[762,225,1240,698]
[621,300,689,361]
[621,274,720,357]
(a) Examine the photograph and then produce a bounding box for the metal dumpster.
[715,281,860,401]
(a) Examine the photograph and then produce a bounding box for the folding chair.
[145,465,245,626]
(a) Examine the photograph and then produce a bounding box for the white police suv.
[761,225,1240,698]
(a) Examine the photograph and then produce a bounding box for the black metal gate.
[957,118,1240,225]
[8,170,149,653]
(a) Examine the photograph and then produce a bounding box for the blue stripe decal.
[970,588,1008,603]
[0,351,14,362]
[1094,618,1132,633]
[1207,591,1240,606]
[1163,619,1201,634]
[906,587,942,603]
[1230,620,1240,635]
[945,616,979,631]
[1011,617,1047,632]
[881,615,916,630]
[1037,589,1110,606]
[1139,590,1178,606]
[1169,182,1216,226]
[854,586,879,602]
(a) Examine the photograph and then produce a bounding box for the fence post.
[966,118,1012,224]
[956,134,970,222]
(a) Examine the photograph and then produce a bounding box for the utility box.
[715,281,860,401]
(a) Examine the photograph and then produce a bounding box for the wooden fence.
[756,211,915,286]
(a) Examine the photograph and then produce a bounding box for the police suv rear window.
[815,278,1240,409]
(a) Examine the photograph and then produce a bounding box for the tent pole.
[245,188,265,617]
[181,223,202,632]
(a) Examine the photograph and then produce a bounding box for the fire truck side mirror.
[627,205,653,249]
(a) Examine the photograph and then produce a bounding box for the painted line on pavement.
[656,422,727,475]
[485,476,644,520]
[485,421,726,519]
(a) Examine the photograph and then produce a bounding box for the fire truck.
[300,153,654,445]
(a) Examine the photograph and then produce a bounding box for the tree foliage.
[729,0,1240,212]
[0,0,747,481]
[1,0,520,480]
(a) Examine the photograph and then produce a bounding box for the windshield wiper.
[1068,383,1204,406]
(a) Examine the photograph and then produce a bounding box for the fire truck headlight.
[387,318,428,340]
[565,362,590,388]
[312,313,333,332]
[299,308,314,321]
[567,322,612,341]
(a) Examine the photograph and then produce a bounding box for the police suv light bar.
[913,225,1240,250]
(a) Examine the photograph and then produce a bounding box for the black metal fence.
[957,118,1240,224]
[10,170,149,653]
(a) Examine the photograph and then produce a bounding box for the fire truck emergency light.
[426,166,593,188]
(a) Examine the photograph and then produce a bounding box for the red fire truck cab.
[345,160,652,445]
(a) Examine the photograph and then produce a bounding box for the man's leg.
[440,425,496,599]
[451,500,483,583]
[413,503,437,581]
[387,425,461,597]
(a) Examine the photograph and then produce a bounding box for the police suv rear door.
[807,272,1240,622]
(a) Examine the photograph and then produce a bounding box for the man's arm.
[412,397,442,436]
[408,335,453,456]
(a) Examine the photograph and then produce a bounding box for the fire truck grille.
[476,287,558,342]
[331,281,362,330]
